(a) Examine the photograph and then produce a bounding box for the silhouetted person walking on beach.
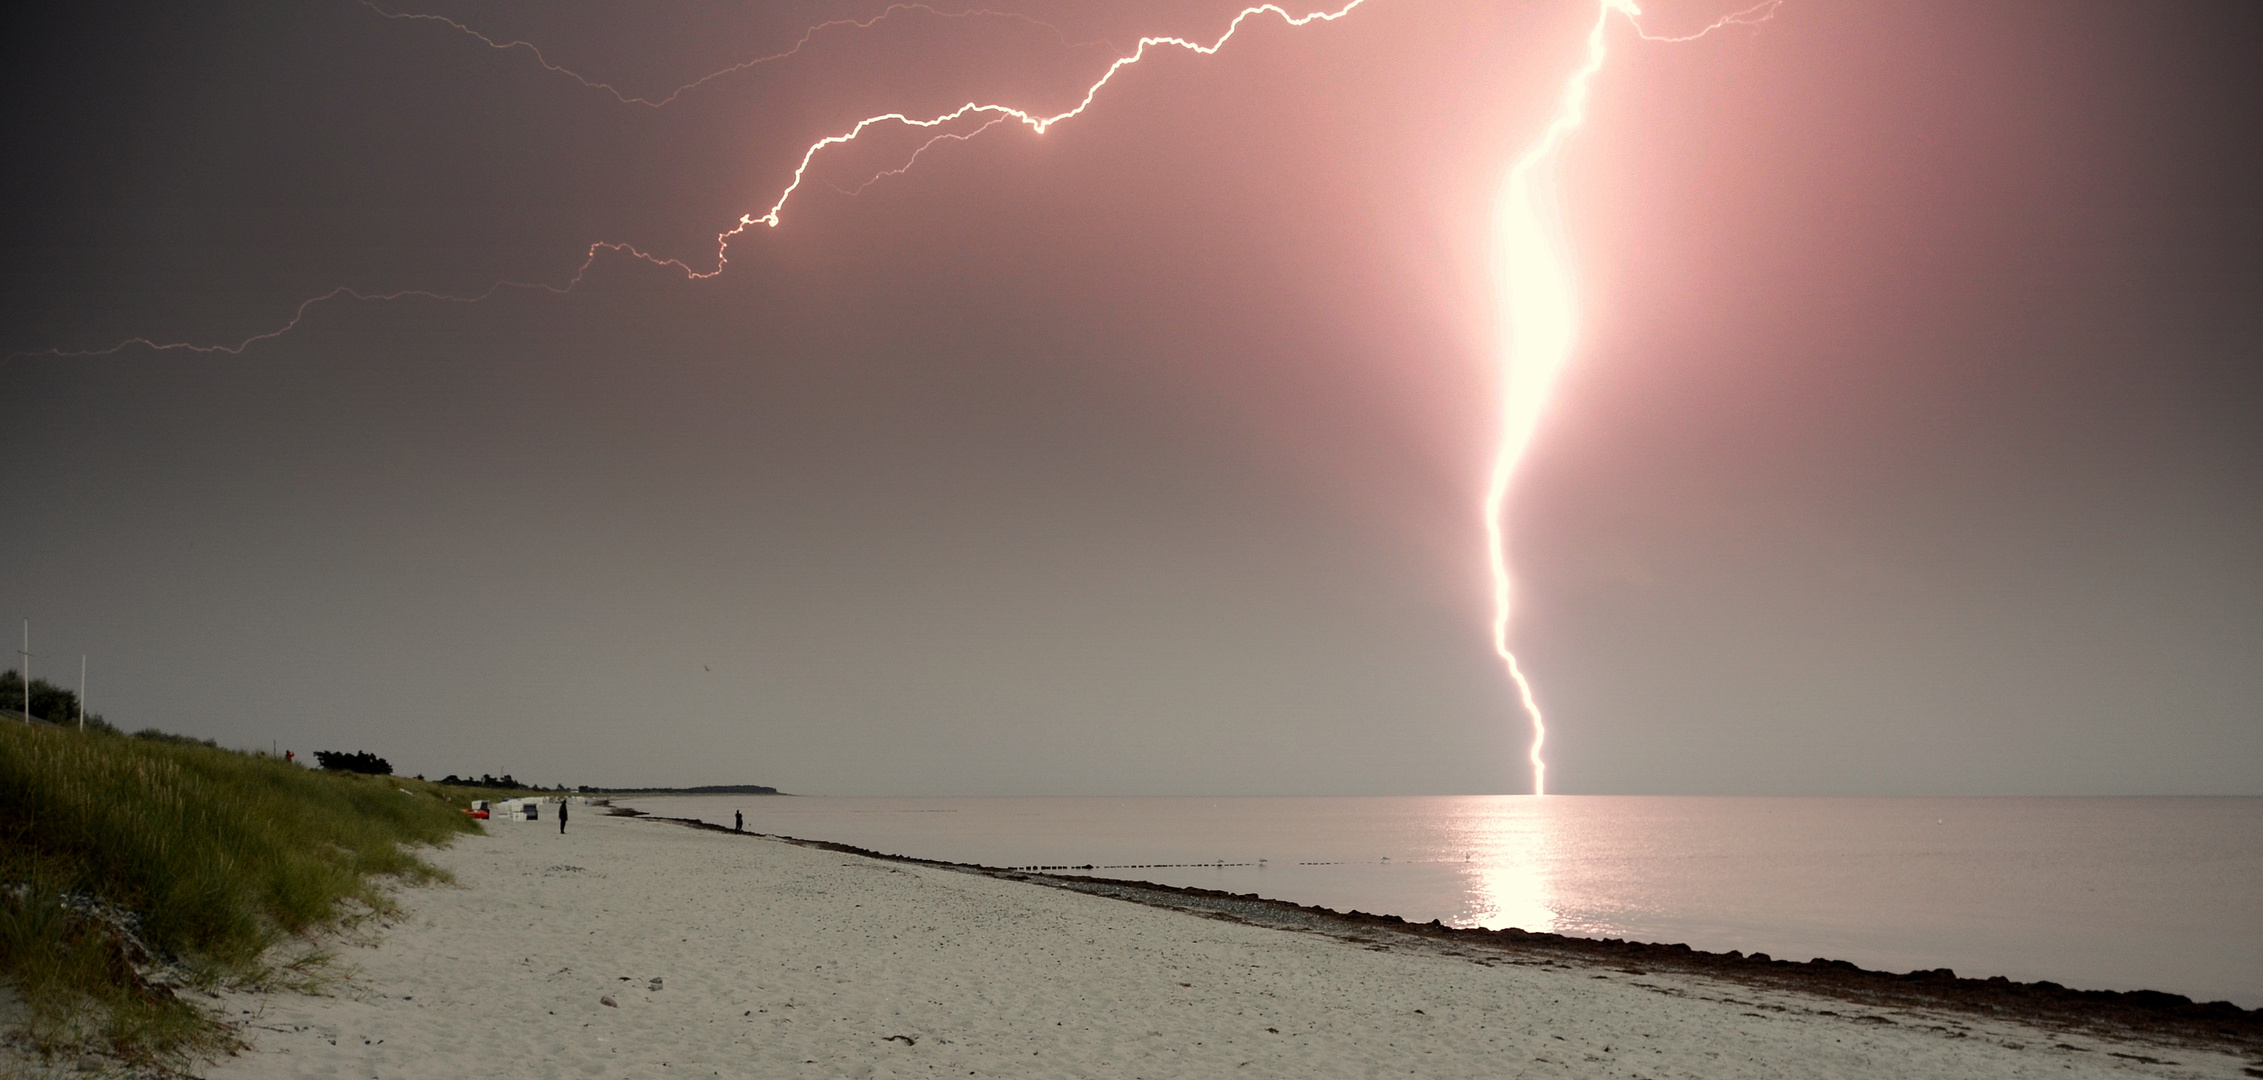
[559,800,568,835]
[734,810,743,833]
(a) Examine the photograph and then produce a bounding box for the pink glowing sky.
[1,0,2256,795]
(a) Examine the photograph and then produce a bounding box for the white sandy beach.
[199,809,2251,1080]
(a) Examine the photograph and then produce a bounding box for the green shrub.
[312,749,392,775]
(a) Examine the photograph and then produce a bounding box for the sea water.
[625,794,2263,1008]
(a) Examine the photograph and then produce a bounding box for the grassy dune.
[0,722,481,1064]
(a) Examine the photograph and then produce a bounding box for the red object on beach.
[463,809,490,819]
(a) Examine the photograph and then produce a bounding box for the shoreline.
[625,808,2263,1056]
[186,806,2262,1079]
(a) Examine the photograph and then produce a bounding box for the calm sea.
[621,794,2263,1008]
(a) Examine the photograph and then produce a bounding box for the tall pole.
[17,620,29,723]
[78,655,86,731]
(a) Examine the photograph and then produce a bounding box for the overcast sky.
[3,0,2256,795]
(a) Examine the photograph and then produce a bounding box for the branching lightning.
[37,0,1370,358]
[1486,0,1778,794]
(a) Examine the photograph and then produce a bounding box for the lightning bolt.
[28,0,1777,803]
[1487,0,1778,795]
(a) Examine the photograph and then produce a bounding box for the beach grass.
[0,721,479,1065]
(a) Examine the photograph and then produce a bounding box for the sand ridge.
[200,809,2259,1079]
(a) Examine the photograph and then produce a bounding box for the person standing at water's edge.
[559,799,568,835]
[735,810,743,834]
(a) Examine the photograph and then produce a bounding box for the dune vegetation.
[0,720,482,1066]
